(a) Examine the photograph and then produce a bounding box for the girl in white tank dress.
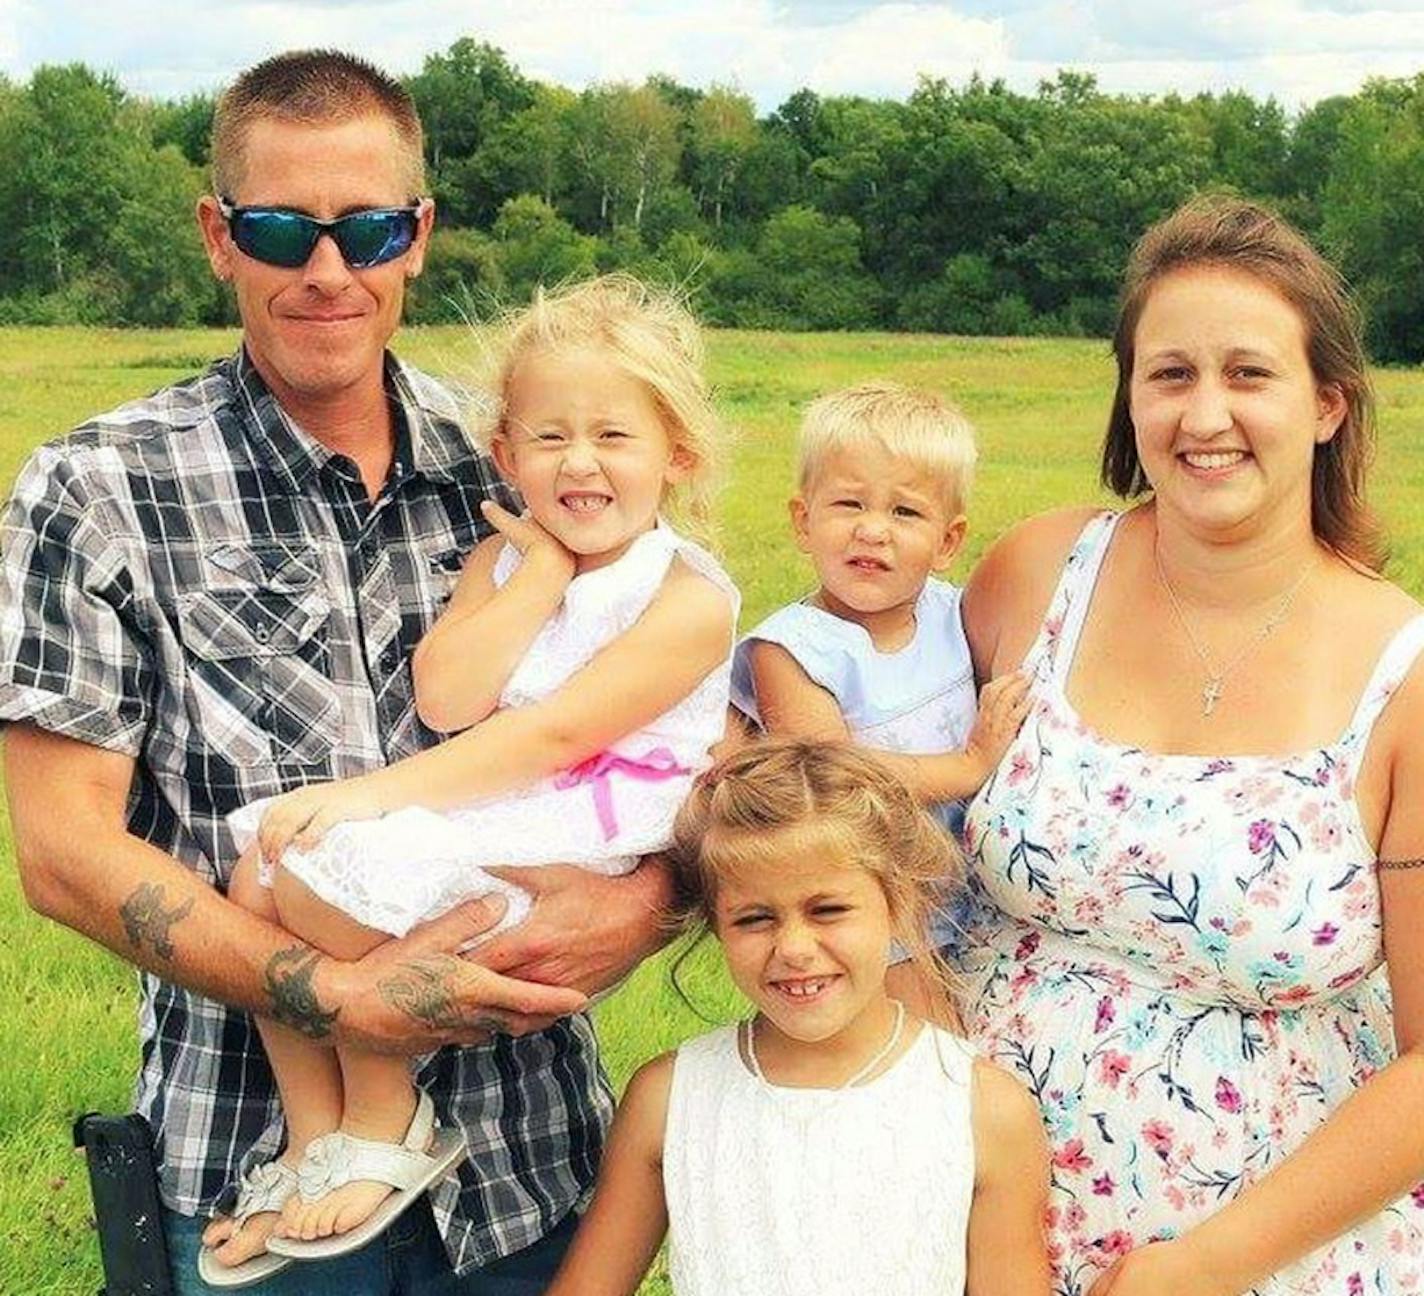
[545,741,1054,1296]
[205,277,739,1280]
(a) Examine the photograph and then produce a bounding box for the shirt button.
[380,645,399,673]
[254,622,270,644]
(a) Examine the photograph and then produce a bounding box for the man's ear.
[405,198,436,279]
[195,195,234,281]
[935,514,968,570]
[789,494,811,553]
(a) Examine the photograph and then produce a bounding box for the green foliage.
[492,193,598,301]
[406,227,504,323]
[4,39,1424,353]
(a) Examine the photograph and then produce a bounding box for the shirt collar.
[229,347,472,493]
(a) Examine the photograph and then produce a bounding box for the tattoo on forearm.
[263,946,339,1039]
[118,882,195,961]
[1377,857,1424,871]
[377,956,509,1035]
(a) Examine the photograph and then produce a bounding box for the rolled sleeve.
[0,450,151,754]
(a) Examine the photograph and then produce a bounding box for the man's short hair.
[798,381,978,516]
[211,49,425,199]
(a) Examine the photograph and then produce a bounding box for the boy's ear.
[935,514,968,570]
[789,494,812,552]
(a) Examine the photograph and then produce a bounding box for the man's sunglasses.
[217,198,425,269]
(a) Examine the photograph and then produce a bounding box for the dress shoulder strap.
[1022,511,1121,686]
[1337,612,1424,772]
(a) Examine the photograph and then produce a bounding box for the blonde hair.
[1105,195,1382,571]
[211,50,425,200]
[798,381,977,516]
[480,274,723,545]
[669,739,962,1025]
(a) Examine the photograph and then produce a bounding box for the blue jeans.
[163,1200,577,1296]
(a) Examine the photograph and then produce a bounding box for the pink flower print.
[1142,1118,1174,1159]
[1098,1050,1131,1088]
[1106,783,1132,809]
[1214,1076,1243,1114]
[1007,750,1034,786]
[1095,997,1115,1033]
[1014,930,1041,961]
[1248,819,1276,854]
[1312,922,1340,946]
[1344,879,1374,921]
[1347,1274,1364,1296]
[1052,1138,1092,1173]
[1092,1173,1115,1196]
[1329,967,1365,991]
[1064,1201,1087,1231]
[1411,1183,1424,1209]
[1096,1230,1134,1261]
[1165,1184,1186,1210]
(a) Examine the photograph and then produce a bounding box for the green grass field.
[2,325,1423,1293]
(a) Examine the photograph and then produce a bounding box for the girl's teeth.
[783,979,825,998]
[563,496,608,512]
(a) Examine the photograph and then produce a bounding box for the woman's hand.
[480,500,576,582]
[1086,1240,1235,1296]
[257,778,384,867]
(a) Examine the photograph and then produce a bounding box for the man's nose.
[301,232,354,293]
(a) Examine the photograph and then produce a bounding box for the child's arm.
[545,1053,674,1296]
[965,1059,1053,1296]
[257,559,735,861]
[748,640,1029,801]
[412,502,576,733]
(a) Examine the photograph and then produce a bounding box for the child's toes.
[201,1215,234,1248]
[213,1214,276,1265]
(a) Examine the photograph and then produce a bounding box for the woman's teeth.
[1182,450,1246,470]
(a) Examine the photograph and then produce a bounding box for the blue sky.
[2,1,1421,110]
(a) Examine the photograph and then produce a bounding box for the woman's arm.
[258,560,735,860]
[412,504,575,732]
[1089,664,1424,1296]
[966,1059,1053,1296]
[749,641,1028,803]
[545,1054,674,1296]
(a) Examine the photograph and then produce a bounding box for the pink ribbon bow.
[554,746,690,842]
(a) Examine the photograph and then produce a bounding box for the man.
[0,50,670,1294]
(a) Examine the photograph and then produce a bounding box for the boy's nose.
[854,514,890,542]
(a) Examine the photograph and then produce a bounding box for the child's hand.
[257,779,384,868]
[480,500,576,581]
[964,671,1031,782]
[1086,1239,1234,1296]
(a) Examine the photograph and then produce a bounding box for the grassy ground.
[1,325,1423,1293]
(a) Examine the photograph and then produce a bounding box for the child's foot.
[278,1091,428,1242]
[201,1159,300,1267]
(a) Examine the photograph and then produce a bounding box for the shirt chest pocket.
[175,545,343,768]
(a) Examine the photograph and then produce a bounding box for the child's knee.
[228,847,276,918]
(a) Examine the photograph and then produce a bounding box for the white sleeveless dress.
[662,1022,976,1296]
[962,512,1424,1295]
[229,524,738,936]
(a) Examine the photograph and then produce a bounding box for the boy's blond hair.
[798,381,977,516]
[479,274,723,545]
[669,739,962,1026]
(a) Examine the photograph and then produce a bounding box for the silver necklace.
[1153,541,1313,717]
[743,1000,907,1090]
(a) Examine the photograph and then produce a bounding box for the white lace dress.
[228,524,738,936]
[662,1023,976,1296]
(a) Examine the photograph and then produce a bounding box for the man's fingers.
[401,893,510,955]
[471,965,587,1018]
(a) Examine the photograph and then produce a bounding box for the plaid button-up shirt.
[0,349,613,1272]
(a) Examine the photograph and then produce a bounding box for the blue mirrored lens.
[227,207,418,269]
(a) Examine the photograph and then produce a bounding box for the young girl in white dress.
[545,739,1052,1296]
[731,382,1027,975]
[202,275,739,1280]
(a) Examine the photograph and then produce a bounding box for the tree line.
[1,38,1421,360]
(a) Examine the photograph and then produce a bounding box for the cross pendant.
[1202,677,1223,716]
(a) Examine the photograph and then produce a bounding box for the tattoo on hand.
[263,946,339,1039]
[118,882,195,961]
[1378,857,1424,871]
[378,956,509,1035]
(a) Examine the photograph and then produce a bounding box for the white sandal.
[196,1160,298,1288]
[265,1089,466,1261]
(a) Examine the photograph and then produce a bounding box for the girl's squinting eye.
[812,904,850,918]
[731,912,772,929]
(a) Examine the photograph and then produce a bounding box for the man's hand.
[315,894,589,1053]
[256,777,383,867]
[472,859,675,996]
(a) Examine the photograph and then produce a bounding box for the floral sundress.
[962,512,1424,1296]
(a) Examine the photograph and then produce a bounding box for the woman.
[959,196,1424,1295]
